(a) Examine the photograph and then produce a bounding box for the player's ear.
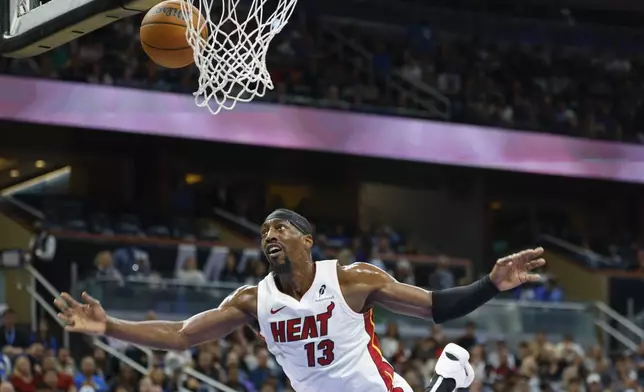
[303,234,313,250]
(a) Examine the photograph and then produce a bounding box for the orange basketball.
[140,0,207,69]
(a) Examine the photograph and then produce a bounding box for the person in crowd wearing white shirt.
[175,257,206,285]
[555,334,585,362]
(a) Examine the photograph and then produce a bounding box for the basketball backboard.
[0,0,159,57]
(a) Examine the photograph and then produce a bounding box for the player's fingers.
[527,258,546,270]
[54,297,73,313]
[57,313,74,325]
[523,273,541,283]
[527,247,544,259]
[82,292,100,306]
[60,292,82,309]
[517,247,543,261]
[496,253,516,265]
[497,247,539,263]
[64,325,80,332]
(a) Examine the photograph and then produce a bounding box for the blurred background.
[1,0,644,390]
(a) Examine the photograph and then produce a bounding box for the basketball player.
[55,209,545,392]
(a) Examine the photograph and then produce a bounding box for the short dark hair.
[2,308,15,317]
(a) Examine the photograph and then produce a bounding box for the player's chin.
[267,251,286,265]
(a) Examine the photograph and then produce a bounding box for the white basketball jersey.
[257,260,412,392]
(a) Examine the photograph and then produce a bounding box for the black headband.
[264,209,312,235]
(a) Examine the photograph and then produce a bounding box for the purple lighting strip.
[1,76,644,183]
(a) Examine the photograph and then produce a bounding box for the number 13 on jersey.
[304,339,335,367]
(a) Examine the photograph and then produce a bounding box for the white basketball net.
[180,0,298,114]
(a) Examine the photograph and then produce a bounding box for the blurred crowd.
[1,305,640,392]
[91,221,458,290]
[381,323,644,392]
[96,242,565,303]
[351,19,644,142]
[1,7,644,143]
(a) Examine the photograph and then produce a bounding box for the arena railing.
[539,234,613,268]
[24,265,238,392]
[633,309,644,333]
[24,265,155,366]
[18,266,150,374]
[594,301,644,350]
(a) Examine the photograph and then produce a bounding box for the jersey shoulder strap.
[256,273,276,319]
[313,259,339,279]
[312,259,342,293]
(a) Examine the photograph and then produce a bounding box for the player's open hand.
[489,247,546,291]
[54,292,108,335]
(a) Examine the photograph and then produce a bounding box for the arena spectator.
[613,355,639,391]
[175,257,206,285]
[393,259,416,285]
[310,234,329,262]
[533,279,565,302]
[26,345,44,375]
[469,345,488,383]
[248,348,274,390]
[192,350,221,382]
[224,365,250,392]
[585,345,611,375]
[428,256,455,290]
[218,254,241,283]
[455,322,479,352]
[55,350,75,376]
[0,353,11,382]
[488,339,517,373]
[335,248,354,266]
[93,252,123,285]
[38,369,74,392]
[147,368,168,392]
[9,357,37,392]
[555,334,585,363]
[243,259,268,285]
[0,311,28,352]
[326,225,350,249]
[30,320,58,353]
[89,349,109,380]
[40,357,73,392]
[111,248,152,278]
[380,322,402,361]
[73,357,107,392]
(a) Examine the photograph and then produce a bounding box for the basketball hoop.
[180,0,298,114]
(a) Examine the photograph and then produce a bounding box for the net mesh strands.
[180,0,298,114]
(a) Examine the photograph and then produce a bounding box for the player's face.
[260,219,311,268]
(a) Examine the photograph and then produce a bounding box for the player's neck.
[277,261,316,299]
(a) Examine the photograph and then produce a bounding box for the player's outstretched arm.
[54,285,257,350]
[350,247,545,323]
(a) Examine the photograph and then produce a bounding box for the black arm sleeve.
[431,275,499,324]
